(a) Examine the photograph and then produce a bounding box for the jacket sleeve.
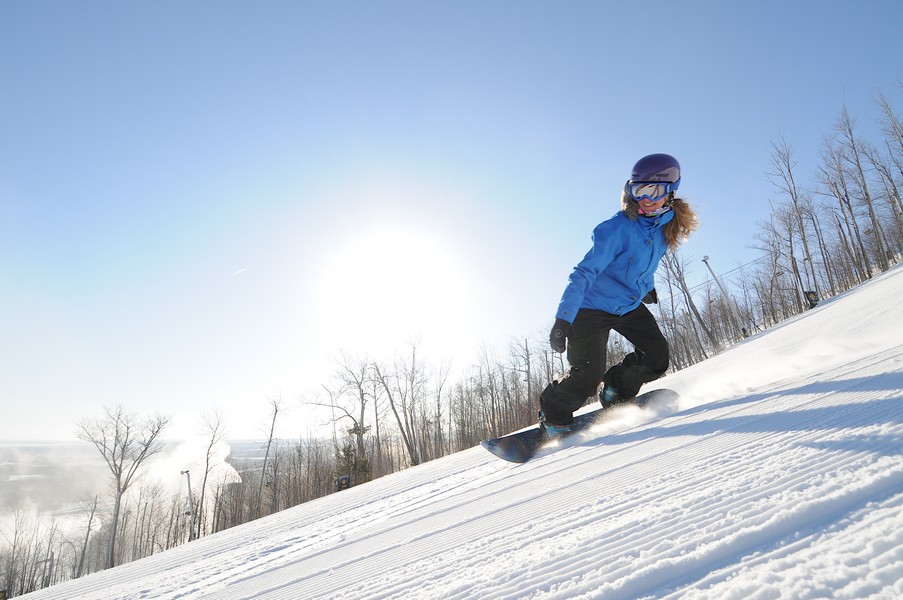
[555,219,619,322]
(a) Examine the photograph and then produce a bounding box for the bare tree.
[75,495,99,578]
[768,136,817,289]
[75,405,169,569]
[835,102,889,271]
[368,373,387,477]
[308,354,374,484]
[876,89,903,175]
[372,357,420,466]
[818,139,871,281]
[197,409,227,537]
[662,252,721,352]
[334,354,371,470]
[254,398,281,520]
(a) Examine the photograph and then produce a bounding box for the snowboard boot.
[538,409,572,438]
[599,383,623,410]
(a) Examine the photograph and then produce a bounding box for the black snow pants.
[539,304,669,425]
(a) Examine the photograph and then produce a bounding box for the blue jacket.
[556,209,674,321]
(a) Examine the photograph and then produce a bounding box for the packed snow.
[20,265,903,599]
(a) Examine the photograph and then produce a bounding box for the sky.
[1,0,902,442]
[15,264,903,600]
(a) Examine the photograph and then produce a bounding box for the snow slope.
[22,266,903,599]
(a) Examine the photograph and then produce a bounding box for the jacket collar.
[636,208,675,229]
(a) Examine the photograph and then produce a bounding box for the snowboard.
[480,388,680,463]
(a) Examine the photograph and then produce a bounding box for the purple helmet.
[630,153,681,185]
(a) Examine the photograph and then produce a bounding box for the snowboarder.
[539,153,699,437]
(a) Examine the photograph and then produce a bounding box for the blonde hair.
[621,192,699,251]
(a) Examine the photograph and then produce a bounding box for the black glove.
[549,318,571,353]
[642,288,659,304]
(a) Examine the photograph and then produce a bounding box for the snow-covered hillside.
[22,266,903,599]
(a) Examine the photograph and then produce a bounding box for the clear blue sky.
[2,1,901,441]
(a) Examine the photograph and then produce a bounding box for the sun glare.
[313,222,476,361]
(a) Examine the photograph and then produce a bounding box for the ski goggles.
[624,178,680,202]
